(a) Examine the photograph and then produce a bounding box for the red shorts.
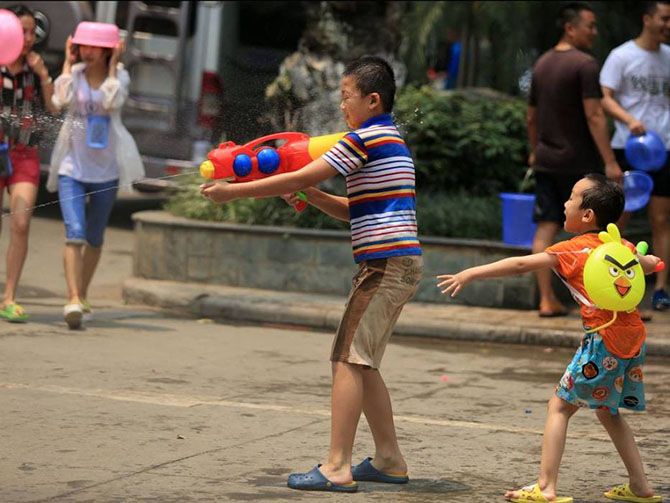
[0,146,40,190]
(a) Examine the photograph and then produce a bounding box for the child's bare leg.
[506,394,579,500]
[537,395,579,495]
[361,368,406,474]
[319,361,364,485]
[595,408,655,498]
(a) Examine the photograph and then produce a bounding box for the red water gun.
[200,132,345,211]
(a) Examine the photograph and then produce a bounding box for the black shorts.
[614,148,670,198]
[533,171,585,223]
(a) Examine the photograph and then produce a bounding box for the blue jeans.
[58,175,118,247]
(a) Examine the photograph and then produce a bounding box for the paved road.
[2,313,670,502]
[1,210,669,502]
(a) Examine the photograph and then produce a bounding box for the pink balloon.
[0,9,24,65]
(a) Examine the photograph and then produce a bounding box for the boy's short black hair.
[580,173,625,229]
[343,56,396,113]
[556,2,594,36]
[7,4,35,20]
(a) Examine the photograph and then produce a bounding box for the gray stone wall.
[132,211,540,309]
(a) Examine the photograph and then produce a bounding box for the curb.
[122,278,670,357]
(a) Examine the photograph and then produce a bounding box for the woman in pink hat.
[48,21,144,329]
[0,4,58,323]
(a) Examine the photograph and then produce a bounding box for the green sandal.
[0,302,28,323]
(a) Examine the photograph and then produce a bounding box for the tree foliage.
[263,1,406,135]
[401,1,648,94]
[166,86,528,239]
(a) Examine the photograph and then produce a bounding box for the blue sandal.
[287,464,358,492]
[351,457,409,484]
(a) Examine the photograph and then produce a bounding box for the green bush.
[416,191,501,239]
[165,174,502,239]
[164,173,348,231]
[395,86,529,196]
[165,86,529,240]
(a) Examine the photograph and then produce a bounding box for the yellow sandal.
[508,483,573,503]
[604,484,662,503]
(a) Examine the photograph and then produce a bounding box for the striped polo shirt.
[323,113,422,263]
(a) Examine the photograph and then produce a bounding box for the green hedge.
[395,86,529,195]
[416,191,501,239]
[164,174,502,239]
[165,87,531,240]
[164,174,349,231]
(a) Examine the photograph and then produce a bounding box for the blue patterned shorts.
[556,333,645,415]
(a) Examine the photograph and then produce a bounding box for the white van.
[2,1,305,193]
[92,1,228,192]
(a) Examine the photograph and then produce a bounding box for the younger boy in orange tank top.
[437,174,662,503]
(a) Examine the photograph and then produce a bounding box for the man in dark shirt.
[528,1,622,317]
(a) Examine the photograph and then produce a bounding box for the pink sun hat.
[71,21,120,48]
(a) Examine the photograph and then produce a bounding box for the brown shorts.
[331,255,423,369]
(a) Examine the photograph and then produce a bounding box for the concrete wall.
[132,210,540,309]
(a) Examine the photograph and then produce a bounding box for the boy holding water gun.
[201,56,423,492]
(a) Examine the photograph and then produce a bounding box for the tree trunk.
[264,1,407,135]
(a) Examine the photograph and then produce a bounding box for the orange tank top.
[546,233,645,358]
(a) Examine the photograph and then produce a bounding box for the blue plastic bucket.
[623,170,654,212]
[500,193,537,247]
[625,130,667,172]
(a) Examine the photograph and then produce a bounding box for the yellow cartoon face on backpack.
[583,224,645,312]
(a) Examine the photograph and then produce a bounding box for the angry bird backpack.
[582,223,664,333]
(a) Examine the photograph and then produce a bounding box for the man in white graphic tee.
[600,1,670,311]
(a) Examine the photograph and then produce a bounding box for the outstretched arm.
[437,252,559,297]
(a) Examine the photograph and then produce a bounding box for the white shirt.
[600,40,670,149]
[58,75,118,183]
[47,63,145,193]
